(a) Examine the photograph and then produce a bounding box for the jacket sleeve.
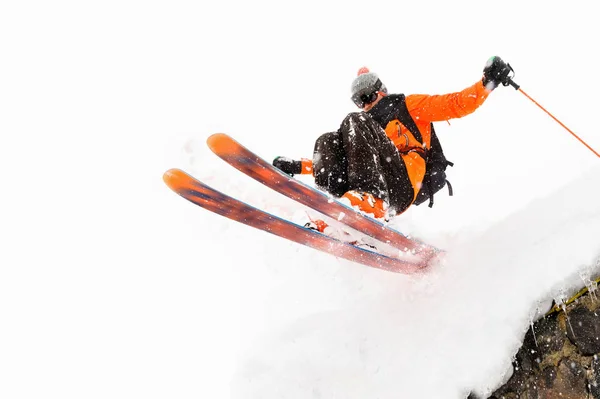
[405,81,490,122]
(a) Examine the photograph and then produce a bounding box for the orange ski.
[163,168,430,274]
[206,133,438,259]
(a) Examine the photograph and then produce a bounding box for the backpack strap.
[423,176,454,207]
[392,94,423,144]
[368,94,424,145]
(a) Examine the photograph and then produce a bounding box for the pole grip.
[506,78,520,90]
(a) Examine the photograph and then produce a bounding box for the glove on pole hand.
[482,56,512,90]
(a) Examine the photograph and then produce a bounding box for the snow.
[222,165,600,398]
[2,1,600,399]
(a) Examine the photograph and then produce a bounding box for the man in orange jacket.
[273,56,513,222]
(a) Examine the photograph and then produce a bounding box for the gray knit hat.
[350,67,387,106]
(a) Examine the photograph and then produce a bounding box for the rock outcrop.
[489,287,600,398]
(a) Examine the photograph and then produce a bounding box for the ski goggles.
[351,79,387,108]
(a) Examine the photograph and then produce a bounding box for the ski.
[163,168,429,274]
[206,133,439,258]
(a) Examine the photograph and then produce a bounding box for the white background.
[1,1,599,398]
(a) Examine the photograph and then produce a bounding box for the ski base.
[163,168,432,274]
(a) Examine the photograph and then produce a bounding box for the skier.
[273,56,513,227]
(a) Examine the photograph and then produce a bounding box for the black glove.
[273,156,302,176]
[482,56,512,90]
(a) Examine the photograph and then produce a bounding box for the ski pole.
[503,69,600,158]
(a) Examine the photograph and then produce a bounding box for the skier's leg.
[339,112,414,214]
[313,131,348,197]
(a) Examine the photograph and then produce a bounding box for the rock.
[487,290,600,398]
[565,306,600,355]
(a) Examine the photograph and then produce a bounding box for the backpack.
[382,95,454,208]
[412,124,454,207]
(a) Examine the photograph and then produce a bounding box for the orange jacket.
[383,81,490,204]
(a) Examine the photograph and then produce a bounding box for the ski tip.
[206,133,234,153]
[163,168,188,191]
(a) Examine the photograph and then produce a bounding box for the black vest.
[368,94,454,207]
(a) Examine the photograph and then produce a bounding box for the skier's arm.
[405,80,490,123]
